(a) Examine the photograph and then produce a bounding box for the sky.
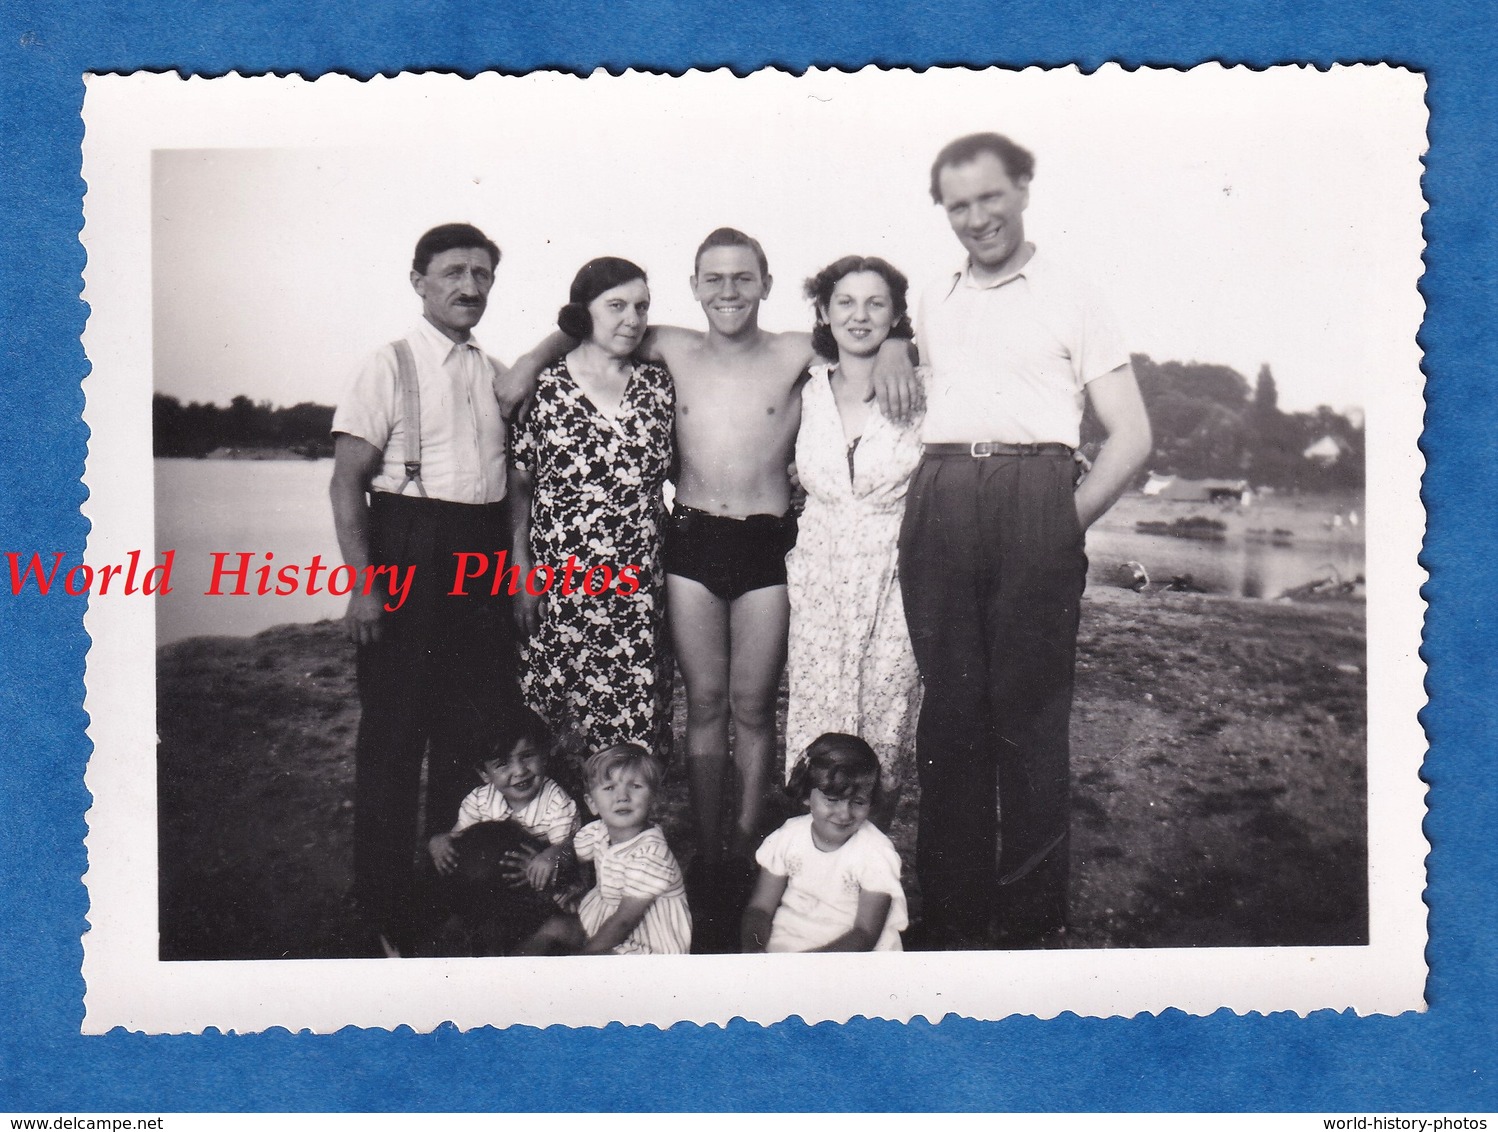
[147,66,1427,415]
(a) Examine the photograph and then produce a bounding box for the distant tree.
[154,393,190,457]
[1082,354,1363,491]
[1252,364,1279,418]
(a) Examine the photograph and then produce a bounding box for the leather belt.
[923,441,1074,458]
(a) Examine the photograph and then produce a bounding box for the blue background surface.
[0,0,1493,1112]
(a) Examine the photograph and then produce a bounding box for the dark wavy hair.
[412,223,501,275]
[787,733,882,806]
[693,227,769,279]
[803,255,913,360]
[474,705,553,771]
[928,132,1036,204]
[557,256,649,340]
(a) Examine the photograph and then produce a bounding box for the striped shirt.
[452,778,578,847]
[574,822,692,955]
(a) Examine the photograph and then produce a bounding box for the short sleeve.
[754,821,793,876]
[509,407,535,475]
[1071,279,1130,387]
[913,274,954,362]
[853,829,906,901]
[510,364,554,476]
[452,785,503,834]
[620,831,681,900]
[574,821,605,864]
[536,782,580,846]
[331,345,399,451]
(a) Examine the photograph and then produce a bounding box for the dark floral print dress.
[511,357,675,757]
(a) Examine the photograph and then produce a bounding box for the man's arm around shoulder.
[1075,363,1152,531]
[639,324,703,370]
[494,329,573,419]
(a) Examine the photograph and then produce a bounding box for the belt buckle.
[969,441,995,458]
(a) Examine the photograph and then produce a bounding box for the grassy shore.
[157,587,1366,959]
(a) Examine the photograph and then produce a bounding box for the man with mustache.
[903,133,1152,949]
[330,222,522,956]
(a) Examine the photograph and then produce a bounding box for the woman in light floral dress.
[784,256,924,821]
[511,257,674,758]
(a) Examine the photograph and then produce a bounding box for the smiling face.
[823,270,897,360]
[691,245,770,338]
[587,764,655,841]
[586,278,651,358]
[936,151,1031,281]
[411,246,496,342]
[478,739,546,809]
[808,780,875,852]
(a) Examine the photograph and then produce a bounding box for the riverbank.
[157,587,1366,959]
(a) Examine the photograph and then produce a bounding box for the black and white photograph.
[77,65,1427,1032]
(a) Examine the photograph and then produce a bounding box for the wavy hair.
[803,255,913,360]
[556,256,648,340]
[412,222,500,275]
[928,132,1036,204]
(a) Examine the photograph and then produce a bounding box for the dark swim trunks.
[664,504,798,601]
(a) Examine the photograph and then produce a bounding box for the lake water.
[1086,494,1366,601]
[155,458,1366,644]
[156,457,347,645]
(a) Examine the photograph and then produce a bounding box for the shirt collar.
[945,245,1040,297]
[411,315,483,362]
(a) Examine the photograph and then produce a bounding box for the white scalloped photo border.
[78,65,1428,1033]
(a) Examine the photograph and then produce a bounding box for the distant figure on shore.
[1118,561,1150,591]
[901,133,1152,949]
[329,222,525,957]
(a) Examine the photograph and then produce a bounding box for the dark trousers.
[898,452,1086,942]
[352,492,520,935]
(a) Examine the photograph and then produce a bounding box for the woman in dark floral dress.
[510,257,675,757]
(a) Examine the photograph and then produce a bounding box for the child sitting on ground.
[523,743,692,955]
[741,733,908,953]
[423,709,580,955]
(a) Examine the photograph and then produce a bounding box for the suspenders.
[389,338,428,498]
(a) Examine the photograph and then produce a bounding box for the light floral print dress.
[784,364,923,788]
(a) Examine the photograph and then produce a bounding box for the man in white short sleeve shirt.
[900,134,1153,949]
[329,222,523,955]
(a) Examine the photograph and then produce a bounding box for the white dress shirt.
[332,316,509,504]
[916,250,1130,448]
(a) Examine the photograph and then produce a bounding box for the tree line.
[153,395,335,458]
[158,356,1364,490]
[1082,354,1364,491]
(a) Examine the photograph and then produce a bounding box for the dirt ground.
[156,587,1366,960]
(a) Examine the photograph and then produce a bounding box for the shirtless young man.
[654,228,812,878]
[503,229,916,902]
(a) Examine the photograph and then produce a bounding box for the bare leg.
[668,574,732,863]
[517,913,587,956]
[725,585,791,861]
